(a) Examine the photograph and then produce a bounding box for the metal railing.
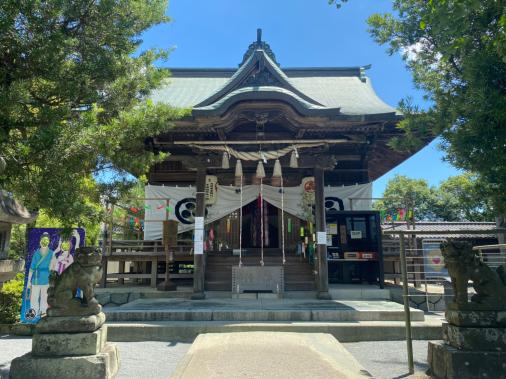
[382,228,506,374]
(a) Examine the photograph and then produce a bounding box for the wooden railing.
[101,239,194,288]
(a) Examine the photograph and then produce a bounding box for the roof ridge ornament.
[240,28,279,67]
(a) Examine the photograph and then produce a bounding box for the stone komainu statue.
[47,247,103,317]
[441,240,506,310]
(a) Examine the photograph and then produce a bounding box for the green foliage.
[0,273,24,324]
[7,225,26,260]
[331,0,506,215]
[0,0,186,226]
[375,173,494,221]
[433,173,493,222]
[373,175,437,220]
[370,1,506,215]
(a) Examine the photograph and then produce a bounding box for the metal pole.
[400,234,414,374]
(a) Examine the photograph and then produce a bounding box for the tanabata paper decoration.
[130,207,139,213]
[144,205,151,210]
[380,208,410,223]
[300,227,305,237]
[157,204,165,210]
[288,218,292,233]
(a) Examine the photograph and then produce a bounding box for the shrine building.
[140,30,424,299]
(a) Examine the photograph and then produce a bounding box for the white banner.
[144,182,372,240]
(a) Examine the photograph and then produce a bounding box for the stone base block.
[33,326,108,356]
[10,343,119,379]
[428,341,506,379]
[446,310,506,327]
[443,322,506,352]
[36,312,106,334]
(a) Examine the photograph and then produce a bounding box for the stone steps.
[205,251,315,291]
[104,299,425,323]
[104,319,443,343]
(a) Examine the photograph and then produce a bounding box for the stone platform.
[428,341,506,379]
[9,343,119,379]
[428,310,506,379]
[104,298,424,322]
[171,332,372,379]
[9,313,119,379]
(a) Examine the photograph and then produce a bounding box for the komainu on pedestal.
[10,247,119,379]
[427,241,506,379]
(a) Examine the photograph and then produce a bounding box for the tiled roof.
[149,34,399,118]
[381,222,498,239]
[151,69,398,117]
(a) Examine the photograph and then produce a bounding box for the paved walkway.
[0,335,434,379]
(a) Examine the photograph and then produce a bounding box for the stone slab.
[445,309,506,327]
[9,342,119,379]
[428,340,506,379]
[442,322,506,352]
[106,318,443,343]
[171,332,372,379]
[36,312,106,334]
[33,326,108,356]
[232,266,284,293]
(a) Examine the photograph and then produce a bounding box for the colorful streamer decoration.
[380,208,413,223]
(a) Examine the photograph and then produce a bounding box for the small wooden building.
[141,30,426,298]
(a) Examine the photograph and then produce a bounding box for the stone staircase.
[205,249,316,292]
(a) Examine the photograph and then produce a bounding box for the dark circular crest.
[175,198,208,224]
[324,196,344,214]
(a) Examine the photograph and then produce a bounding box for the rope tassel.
[256,161,266,178]
[289,150,298,168]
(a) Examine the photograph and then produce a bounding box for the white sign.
[350,230,362,239]
[317,231,327,245]
[194,217,204,230]
[327,223,338,235]
[194,241,204,255]
[194,229,204,243]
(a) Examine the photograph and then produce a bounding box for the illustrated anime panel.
[20,228,85,324]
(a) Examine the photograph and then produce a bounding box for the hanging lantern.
[234,159,243,186]
[271,159,282,187]
[222,151,230,169]
[289,150,298,168]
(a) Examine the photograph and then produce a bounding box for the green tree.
[376,173,494,222]
[330,0,506,215]
[433,173,493,222]
[373,175,437,221]
[0,0,186,225]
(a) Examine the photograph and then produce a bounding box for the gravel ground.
[0,335,433,379]
[343,340,433,379]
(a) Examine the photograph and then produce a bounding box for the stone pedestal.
[9,312,119,379]
[428,310,506,379]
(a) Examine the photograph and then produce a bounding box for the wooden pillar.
[314,167,331,299]
[192,166,206,299]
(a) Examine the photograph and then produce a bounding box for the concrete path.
[0,335,435,379]
[171,332,372,378]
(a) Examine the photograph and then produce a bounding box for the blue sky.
[140,0,460,197]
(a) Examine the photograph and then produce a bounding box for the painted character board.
[20,228,85,323]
